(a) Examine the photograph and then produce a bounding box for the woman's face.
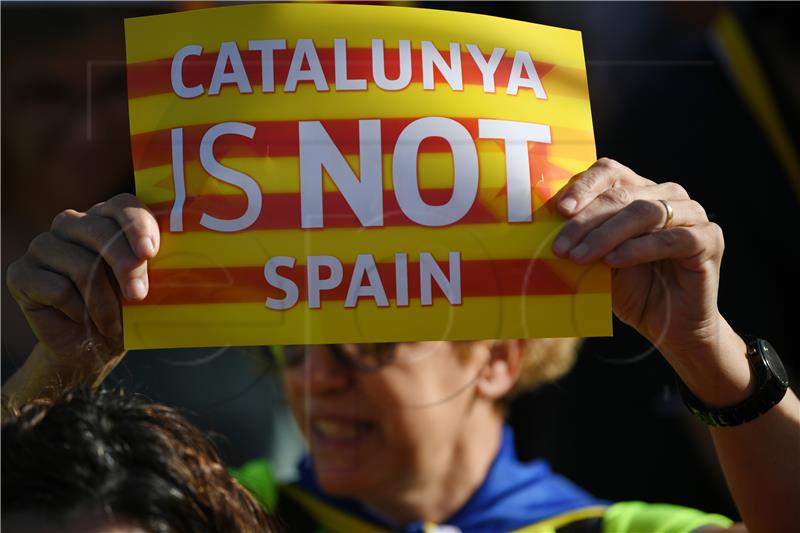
[281,341,494,500]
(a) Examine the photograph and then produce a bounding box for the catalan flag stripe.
[126,48,571,99]
[124,3,588,68]
[129,258,609,306]
[124,293,611,349]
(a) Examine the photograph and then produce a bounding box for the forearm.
[711,391,800,533]
[2,342,124,421]
[662,321,800,533]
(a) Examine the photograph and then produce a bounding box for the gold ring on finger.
[658,199,674,229]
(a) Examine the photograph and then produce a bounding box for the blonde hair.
[511,337,582,396]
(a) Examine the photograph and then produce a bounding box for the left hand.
[552,158,725,357]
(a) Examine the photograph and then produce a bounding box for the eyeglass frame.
[271,343,399,372]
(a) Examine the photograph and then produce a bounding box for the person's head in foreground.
[276,338,579,521]
[1,386,275,533]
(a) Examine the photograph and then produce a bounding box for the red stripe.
[128,47,555,99]
[133,258,575,306]
[147,188,499,231]
[131,117,486,171]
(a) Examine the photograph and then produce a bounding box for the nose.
[302,345,354,395]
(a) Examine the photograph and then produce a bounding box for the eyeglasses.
[273,343,398,372]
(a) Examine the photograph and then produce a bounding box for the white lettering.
[170,128,187,232]
[371,39,412,91]
[421,41,463,91]
[265,256,299,310]
[307,255,344,309]
[478,119,551,222]
[199,122,262,232]
[393,117,478,226]
[248,39,286,93]
[285,39,329,92]
[466,44,504,93]
[208,41,252,95]
[299,119,383,228]
[420,252,461,305]
[171,44,204,98]
[395,253,409,306]
[334,38,367,91]
[506,50,546,99]
[345,254,389,307]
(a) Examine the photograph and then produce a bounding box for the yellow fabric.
[280,485,396,533]
[509,505,607,532]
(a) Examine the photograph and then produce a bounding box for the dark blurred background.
[3,1,799,520]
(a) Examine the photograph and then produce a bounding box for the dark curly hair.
[1,386,276,532]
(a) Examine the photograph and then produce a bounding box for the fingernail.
[559,196,577,213]
[127,278,147,300]
[137,237,155,257]
[570,243,589,260]
[553,236,571,256]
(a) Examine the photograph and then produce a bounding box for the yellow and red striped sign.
[123,3,611,349]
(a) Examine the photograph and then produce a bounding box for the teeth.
[314,419,362,439]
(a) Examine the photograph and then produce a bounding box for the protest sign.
[123,3,611,349]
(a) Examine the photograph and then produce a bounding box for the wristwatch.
[679,336,790,427]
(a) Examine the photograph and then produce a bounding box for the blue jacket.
[234,425,733,533]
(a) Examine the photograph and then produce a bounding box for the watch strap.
[678,337,789,427]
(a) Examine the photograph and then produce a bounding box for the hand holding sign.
[6,194,158,366]
[552,159,727,365]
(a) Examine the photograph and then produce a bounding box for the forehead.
[281,341,466,359]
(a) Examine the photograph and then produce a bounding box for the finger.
[7,257,86,323]
[87,193,160,260]
[553,183,694,257]
[556,158,657,215]
[604,223,725,270]
[51,210,149,301]
[565,199,708,263]
[26,233,122,337]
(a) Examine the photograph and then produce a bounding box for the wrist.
[9,343,124,401]
[2,344,61,420]
[661,319,754,408]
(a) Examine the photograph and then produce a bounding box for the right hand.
[6,193,159,374]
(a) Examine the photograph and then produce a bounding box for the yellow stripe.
[123,293,611,349]
[128,84,592,135]
[125,3,587,68]
[149,222,568,268]
[135,147,595,204]
[509,505,608,532]
[547,156,594,177]
[713,9,800,201]
[279,485,395,533]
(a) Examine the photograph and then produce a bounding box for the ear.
[475,339,526,401]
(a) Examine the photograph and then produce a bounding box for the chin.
[314,465,373,498]
[305,416,384,496]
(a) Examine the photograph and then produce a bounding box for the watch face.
[761,340,790,386]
